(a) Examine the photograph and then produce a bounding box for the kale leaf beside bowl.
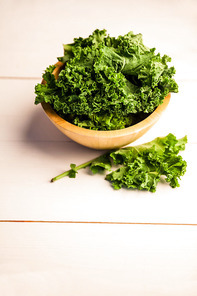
[34,29,178,131]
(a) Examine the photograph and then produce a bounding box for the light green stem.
[51,153,108,182]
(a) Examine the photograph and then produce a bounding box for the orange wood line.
[0,220,196,226]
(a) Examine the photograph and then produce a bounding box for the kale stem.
[51,152,108,182]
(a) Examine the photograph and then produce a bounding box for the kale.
[35,29,178,130]
[51,134,187,193]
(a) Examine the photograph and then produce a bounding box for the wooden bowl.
[41,62,171,150]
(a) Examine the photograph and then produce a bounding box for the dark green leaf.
[35,29,178,131]
[68,163,78,178]
[90,154,112,174]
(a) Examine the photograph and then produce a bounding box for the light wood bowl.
[41,62,171,150]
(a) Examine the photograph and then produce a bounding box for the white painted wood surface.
[0,222,197,296]
[0,0,197,294]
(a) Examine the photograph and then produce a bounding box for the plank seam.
[0,76,40,80]
[0,220,197,226]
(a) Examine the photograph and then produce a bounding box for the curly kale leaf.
[90,153,112,174]
[34,65,60,105]
[35,29,178,130]
[51,134,187,193]
[106,133,187,192]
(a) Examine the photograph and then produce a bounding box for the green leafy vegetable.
[68,164,78,178]
[51,134,187,192]
[35,29,178,130]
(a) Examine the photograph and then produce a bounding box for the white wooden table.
[0,0,197,295]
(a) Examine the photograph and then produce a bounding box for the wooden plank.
[0,222,197,296]
[0,0,196,79]
[0,139,196,223]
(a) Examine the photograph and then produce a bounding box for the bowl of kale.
[34,29,178,149]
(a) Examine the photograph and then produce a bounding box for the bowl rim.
[41,62,171,138]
